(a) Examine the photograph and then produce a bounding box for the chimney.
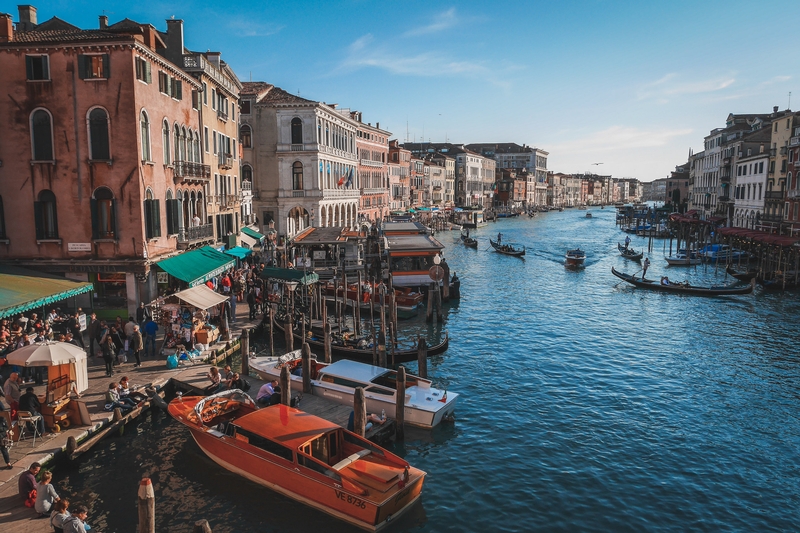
[376,122,379,130]
[17,5,37,32]
[99,15,107,29]
[0,13,13,42]
[206,51,221,68]
[774,106,779,113]
[165,18,184,66]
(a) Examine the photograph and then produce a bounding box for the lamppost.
[285,280,299,320]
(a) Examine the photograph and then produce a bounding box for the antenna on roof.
[789,91,792,110]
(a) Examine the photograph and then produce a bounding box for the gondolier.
[624,235,631,249]
[642,257,650,279]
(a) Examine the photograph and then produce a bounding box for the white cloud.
[550,126,693,154]
[403,7,459,37]
[637,73,736,101]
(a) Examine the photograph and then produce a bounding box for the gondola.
[611,267,755,296]
[617,243,643,261]
[726,266,758,282]
[272,317,450,363]
[489,238,526,257]
[463,237,478,248]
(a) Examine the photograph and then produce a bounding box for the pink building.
[352,113,391,225]
[0,7,207,315]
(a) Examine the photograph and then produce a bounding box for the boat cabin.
[384,233,444,288]
[289,226,367,276]
[454,209,486,228]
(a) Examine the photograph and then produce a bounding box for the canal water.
[53,208,800,532]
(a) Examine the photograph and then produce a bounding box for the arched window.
[193,130,200,162]
[186,130,194,163]
[240,124,252,148]
[88,108,110,160]
[174,124,181,163]
[292,161,303,190]
[242,164,252,182]
[162,120,170,165]
[140,110,151,161]
[31,109,54,161]
[291,118,303,145]
[34,189,58,239]
[181,127,188,163]
[144,188,161,239]
[91,187,116,239]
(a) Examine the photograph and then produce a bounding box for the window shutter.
[166,77,172,98]
[154,200,161,237]
[145,61,152,83]
[33,201,44,239]
[26,56,34,80]
[176,80,182,100]
[77,55,87,79]
[90,199,98,239]
[102,54,110,78]
[144,200,152,239]
[110,199,117,239]
[166,200,174,235]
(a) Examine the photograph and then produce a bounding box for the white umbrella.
[6,341,87,367]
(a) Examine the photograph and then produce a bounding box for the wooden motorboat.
[168,390,425,531]
[726,266,758,282]
[489,238,526,257]
[585,212,593,218]
[250,355,458,428]
[665,250,701,266]
[322,281,423,309]
[272,317,449,363]
[617,243,643,261]
[565,248,586,267]
[611,267,755,296]
[463,237,478,248]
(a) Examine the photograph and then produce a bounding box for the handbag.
[24,489,36,508]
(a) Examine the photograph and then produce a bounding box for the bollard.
[280,365,291,406]
[66,436,77,457]
[417,335,427,378]
[138,477,155,533]
[302,343,312,393]
[395,366,406,441]
[353,387,367,437]
[113,407,123,422]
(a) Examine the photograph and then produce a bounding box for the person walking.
[68,311,84,349]
[101,336,115,377]
[246,289,257,320]
[642,257,651,280]
[130,325,143,368]
[143,317,158,358]
[135,302,151,332]
[86,313,100,356]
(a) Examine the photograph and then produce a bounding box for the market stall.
[159,285,229,351]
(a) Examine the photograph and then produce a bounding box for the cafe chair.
[16,411,43,447]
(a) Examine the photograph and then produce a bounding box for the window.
[242,165,252,182]
[191,90,199,110]
[144,190,161,239]
[88,108,110,160]
[34,190,58,239]
[91,187,116,239]
[172,79,183,100]
[140,111,151,161]
[240,100,251,114]
[158,72,171,95]
[165,190,182,235]
[291,118,303,145]
[162,121,170,165]
[78,54,110,79]
[25,55,49,81]
[31,109,53,161]
[204,127,209,152]
[292,161,303,190]
[211,89,216,110]
[240,125,252,148]
[0,196,5,239]
[135,57,151,83]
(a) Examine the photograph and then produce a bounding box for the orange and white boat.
[168,390,426,531]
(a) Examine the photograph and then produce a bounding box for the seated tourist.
[256,379,280,406]
[106,382,136,413]
[661,276,670,286]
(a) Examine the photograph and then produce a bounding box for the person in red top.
[220,274,232,294]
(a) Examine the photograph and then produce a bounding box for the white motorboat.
[665,250,701,266]
[249,353,458,429]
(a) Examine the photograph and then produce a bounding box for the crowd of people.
[18,461,92,531]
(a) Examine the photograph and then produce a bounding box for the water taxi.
[168,390,426,531]
[249,355,458,429]
[565,248,586,267]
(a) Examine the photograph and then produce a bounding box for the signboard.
[157,272,169,284]
[78,313,86,332]
[428,265,444,282]
[313,251,326,260]
[68,243,92,252]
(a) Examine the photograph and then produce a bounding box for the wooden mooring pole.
[280,365,291,406]
[285,315,294,352]
[241,328,249,376]
[417,336,427,378]
[354,387,366,437]
[138,477,155,533]
[302,342,312,394]
[395,366,406,441]
[324,323,332,364]
[268,306,274,356]
[193,520,213,533]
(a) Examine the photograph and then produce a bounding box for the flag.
[337,171,346,187]
[345,167,353,188]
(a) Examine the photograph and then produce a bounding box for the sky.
[10,0,800,182]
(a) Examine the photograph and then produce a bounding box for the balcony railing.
[291,144,304,151]
[241,180,252,191]
[760,213,783,223]
[218,153,233,169]
[764,191,785,200]
[217,108,228,122]
[788,189,800,198]
[177,223,214,247]
[173,161,211,181]
[780,146,788,155]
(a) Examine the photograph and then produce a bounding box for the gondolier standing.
[624,235,630,249]
[642,257,650,280]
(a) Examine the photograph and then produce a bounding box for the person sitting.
[228,372,249,392]
[34,470,59,517]
[256,379,280,407]
[19,387,46,436]
[18,462,40,503]
[205,367,223,395]
[106,383,136,413]
[661,276,670,286]
[50,499,71,533]
[347,411,387,432]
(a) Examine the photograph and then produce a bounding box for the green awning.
[156,246,236,287]
[259,267,319,285]
[241,227,265,240]
[224,246,253,260]
[0,265,94,319]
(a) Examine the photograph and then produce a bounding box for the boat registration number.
[335,489,367,509]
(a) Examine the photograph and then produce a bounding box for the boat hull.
[611,267,755,296]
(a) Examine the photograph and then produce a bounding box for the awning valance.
[224,246,254,260]
[239,232,259,248]
[241,227,265,240]
[172,285,229,309]
[156,246,235,287]
[0,265,94,319]
[259,267,319,285]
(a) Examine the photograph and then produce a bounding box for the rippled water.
[54,209,800,532]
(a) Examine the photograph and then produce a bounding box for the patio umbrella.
[6,341,87,367]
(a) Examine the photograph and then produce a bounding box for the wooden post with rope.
[138,477,155,533]
[417,336,427,379]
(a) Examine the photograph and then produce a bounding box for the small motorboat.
[665,249,701,266]
[585,212,593,218]
[565,248,586,267]
[168,390,426,530]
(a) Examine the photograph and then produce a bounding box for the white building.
[733,153,768,228]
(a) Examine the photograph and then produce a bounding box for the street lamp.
[285,280,299,319]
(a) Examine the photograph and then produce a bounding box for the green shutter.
[145,61,152,83]
[25,56,34,80]
[176,81,182,100]
[33,201,44,239]
[77,55,87,79]
[110,199,118,239]
[144,200,152,239]
[154,200,162,237]
[90,199,98,239]
[102,54,110,78]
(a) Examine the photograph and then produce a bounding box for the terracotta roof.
[259,85,316,105]
[32,17,80,32]
[240,81,273,96]
[106,18,144,31]
[11,28,121,43]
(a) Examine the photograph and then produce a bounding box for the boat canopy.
[259,267,319,285]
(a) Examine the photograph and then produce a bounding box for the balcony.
[719,196,733,203]
[791,136,800,147]
[780,146,788,155]
[241,180,252,191]
[723,157,731,166]
[760,213,783,223]
[291,144,304,151]
[173,161,211,182]
[764,191,785,200]
[788,189,800,198]
[218,153,233,170]
[217,108,228,122]
[177,223,214,248]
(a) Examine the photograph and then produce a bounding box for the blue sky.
[11,0,800,181]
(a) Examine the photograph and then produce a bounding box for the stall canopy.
[156,246,236,287]
[172,285,230,309]
[224,246,254,260]
[239,232,259,248]
[0,265,93,319]
[241,227,265,241]
[260,267,319,285]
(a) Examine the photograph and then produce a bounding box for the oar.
[614,268,641,288]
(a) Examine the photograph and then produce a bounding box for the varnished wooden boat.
[617,243,643,261]
[273,318,449,363]
[168,390,425,531]
[489,238,526,257]
[611,267,755,296]
[565,248,586,267]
